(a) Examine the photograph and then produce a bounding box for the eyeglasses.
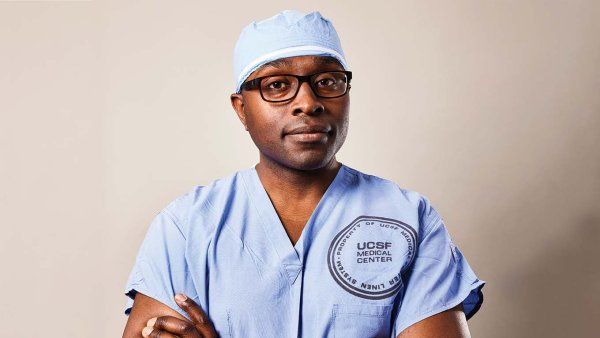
[239,70,352,102]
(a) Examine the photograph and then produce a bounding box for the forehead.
[248,55,344,79]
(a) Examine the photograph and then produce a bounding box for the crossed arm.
[122,292,217,338]
[396,302,471,338]
[122,292,471,338]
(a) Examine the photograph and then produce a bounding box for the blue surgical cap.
[232,9,349,93]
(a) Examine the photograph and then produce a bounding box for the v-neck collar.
[239,163,351,283]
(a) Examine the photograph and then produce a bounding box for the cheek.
[328,102,350,135]
[246,108,283,142]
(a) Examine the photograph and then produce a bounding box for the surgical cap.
[232,9,349,93]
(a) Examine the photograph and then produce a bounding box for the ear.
[230,93,248,131]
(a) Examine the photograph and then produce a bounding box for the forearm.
[396,303,471,338]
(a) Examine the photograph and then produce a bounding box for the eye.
[262,75,293,91]
[267,81,288,90]
[315,77,338,88]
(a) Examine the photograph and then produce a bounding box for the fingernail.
[147,317,157,327]
[175,293,187,302]
[142,326,153,337]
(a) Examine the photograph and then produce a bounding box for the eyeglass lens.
[260,72,349,102]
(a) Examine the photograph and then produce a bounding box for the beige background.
[1,1,599,337]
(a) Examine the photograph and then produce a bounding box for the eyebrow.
[262,56,342,70]
[262,58,292,69]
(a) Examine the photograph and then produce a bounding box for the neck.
[254,155,342,202]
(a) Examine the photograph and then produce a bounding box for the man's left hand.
[141,293,218,338]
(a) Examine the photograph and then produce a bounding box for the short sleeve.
[123,207,198,320]
[391,196,486,336]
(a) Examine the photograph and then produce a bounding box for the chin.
[286,155,333,171]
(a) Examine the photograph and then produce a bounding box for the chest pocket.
[333,303,393,338]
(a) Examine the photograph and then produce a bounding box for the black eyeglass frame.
[239,70,353,102]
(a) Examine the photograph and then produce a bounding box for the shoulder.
[343,164,427,206]
[159,168,248,237]
[343,164,441,232]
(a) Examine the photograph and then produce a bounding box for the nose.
[291,81,324,116]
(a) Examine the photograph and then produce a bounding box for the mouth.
[285,131,329,143]
[284,125,332,143]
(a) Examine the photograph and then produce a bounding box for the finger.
[174,294,209,326]
[147,316,201,338]
[142,325,179,338]
[174,294,218,337]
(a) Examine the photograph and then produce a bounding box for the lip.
[284,124,331,143]
[286,132,329,143]
[286,124,331,135]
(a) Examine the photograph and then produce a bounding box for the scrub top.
[123,163,486,338]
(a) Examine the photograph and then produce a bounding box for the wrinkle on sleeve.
[123,208,198,320]
[391,196,486,337]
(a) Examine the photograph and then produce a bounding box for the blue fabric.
[123,164,486,337]
[232,10,349,93]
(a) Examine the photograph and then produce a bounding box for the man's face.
[230,55,350,171]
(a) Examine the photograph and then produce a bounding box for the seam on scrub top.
[340,164,359,184]
[239,169,299,290]
[201,194,222,220]
[162,186,221,244]
[201,172,271,274]
[298,164,352,253]
[227,309,234,337]
[333,303,393,316]
[336,313,389,318]
[417,194,441,228]
[125,263,194,320]
[420,216,443,244]
[161,208,187,240]
[407,217,445,263]
[182,184,222,223]
[399,281,484,334]
[220,220,268,275]
[238,169,286,264]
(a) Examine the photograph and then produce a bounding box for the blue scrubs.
[124,164,486,337]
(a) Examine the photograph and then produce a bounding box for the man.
[122,10,485,338]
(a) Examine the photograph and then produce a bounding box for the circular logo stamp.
[327,215,417,299]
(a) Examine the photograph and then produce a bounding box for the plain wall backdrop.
[1,1,599,337]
